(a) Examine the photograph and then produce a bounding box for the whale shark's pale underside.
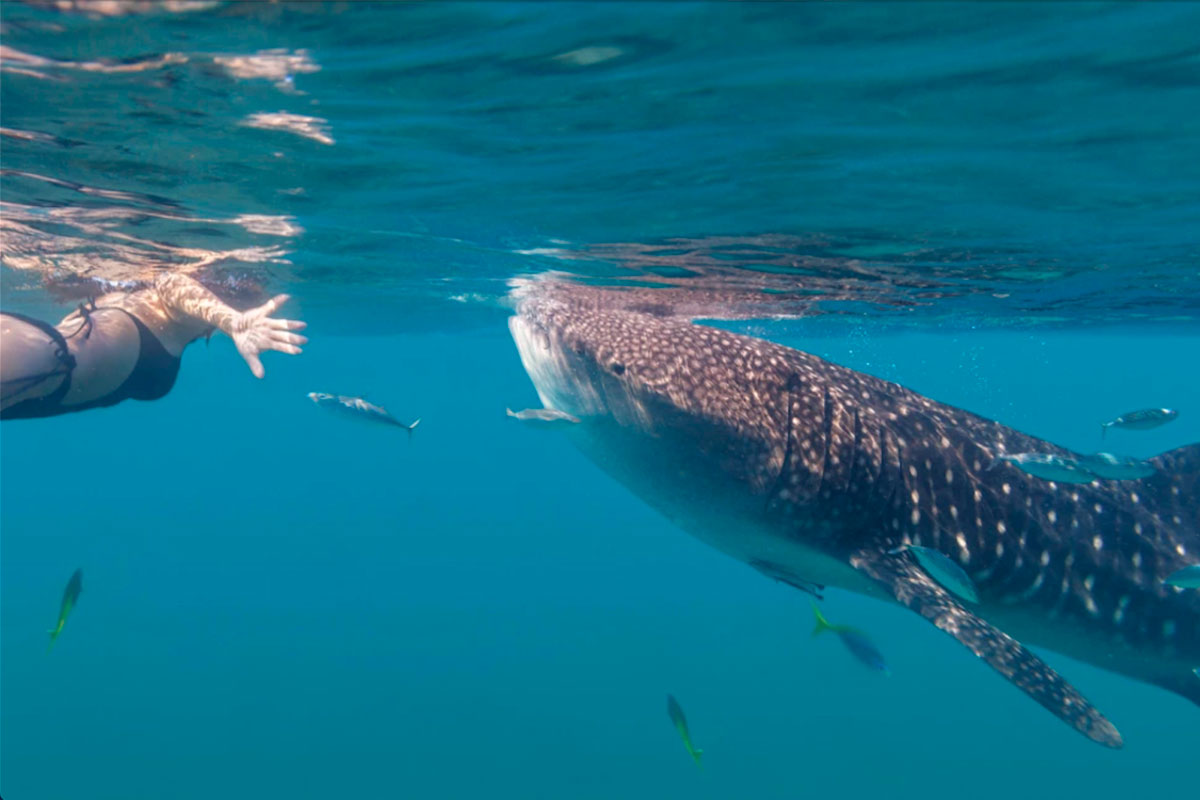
[509,281,1199,748]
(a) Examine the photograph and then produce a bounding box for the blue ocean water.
[1,3,1198,799]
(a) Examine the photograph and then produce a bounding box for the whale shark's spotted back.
[510,280,1200,748]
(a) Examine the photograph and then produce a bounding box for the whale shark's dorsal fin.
[849,547,1124,749]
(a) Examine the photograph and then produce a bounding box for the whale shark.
[508,281,1199,749]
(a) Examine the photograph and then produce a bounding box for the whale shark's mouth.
[508,285,673,431]
[508,312,599,418]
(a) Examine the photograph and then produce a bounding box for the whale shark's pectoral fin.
[849,547,1123,749]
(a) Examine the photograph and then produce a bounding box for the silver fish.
[1101,408,1179,437]
[1078,452,1156,481]
[307,392,420,432]
[889,545,979,604]
[995,453,1097,484]
[1164,565,1200,589]
[506,407,580,424]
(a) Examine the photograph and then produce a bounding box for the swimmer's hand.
[230,294,308,379]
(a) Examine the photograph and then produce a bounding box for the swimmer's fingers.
[265,330,306,355]
[269,330,307,347]
[242,350,266,380]
[260,294,291,317]
[266,317,306,331]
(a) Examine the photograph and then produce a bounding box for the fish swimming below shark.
[508,280,1199,749]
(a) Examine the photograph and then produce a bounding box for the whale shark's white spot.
[1133,522,1143,535]
[911,509,920,525]
[1132,552,1143,568]
[1084,575,1095,592]
[1177,544,1188,556]
[973,489,982,502]
[1040,551,1051,566]
[908,465,918,478]
[950,504,959,519]
[1085,595,1099,616]
[944,469,954,484]
[956,533,968,554]
[940,436,951,448]
[1047,510,1058,524]
[1093,535,1104,552]
[1002,483,1012,495]
[1130,492,1140,504]
[910,490,920,504]
[995,542,1004,557]
[1094,503,1104,514]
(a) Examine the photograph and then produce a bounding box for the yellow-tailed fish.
[48,568,82,652]
[811,602,890,675]
[666,693,703,767]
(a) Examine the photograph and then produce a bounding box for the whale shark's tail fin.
[850,546,1124,749]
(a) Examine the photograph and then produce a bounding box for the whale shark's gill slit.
[764,373,802,513]
[817,386,834,494]
[846,406,863,488]
[875,425,905,531]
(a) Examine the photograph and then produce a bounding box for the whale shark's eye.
[610,362,626,375]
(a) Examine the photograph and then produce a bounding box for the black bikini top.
[1,306,182,420]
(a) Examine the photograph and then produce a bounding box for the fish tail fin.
[506,408,517,418]
[691,748,704,768]
[1100,423,1108,439]
[406,418,421,433]
[810,601,833,637]
[47,628,59,652]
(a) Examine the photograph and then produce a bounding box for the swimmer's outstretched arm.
[132,274,307,378]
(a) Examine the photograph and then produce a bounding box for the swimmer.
[2,273,306,419]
